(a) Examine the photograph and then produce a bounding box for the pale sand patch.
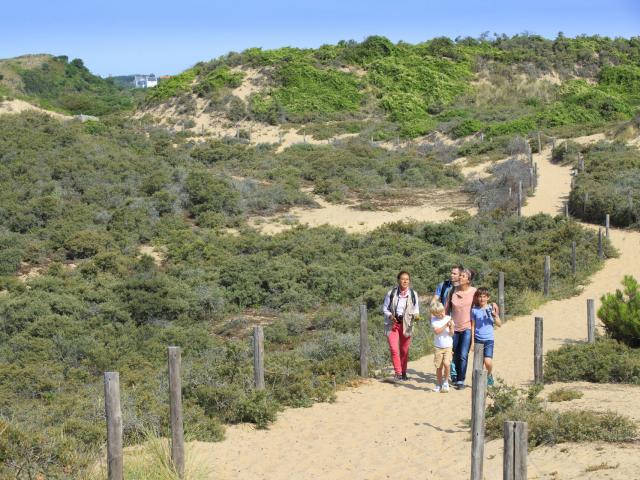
[138,245,166,267]
[0,99,71,120]
[187,138,640,480]
[571,132,607,145]
[250,192,475,234]
[229,67,270,102]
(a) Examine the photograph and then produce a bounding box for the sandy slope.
[187,140,640,479]
[0,99,71,120]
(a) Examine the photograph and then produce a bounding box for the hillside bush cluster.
[566,141,640,227]
[145,34,640,141]
[2,55,134,115]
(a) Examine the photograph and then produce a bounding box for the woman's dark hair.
[397,270,411,281]
[473,287,490,306]
[460,268,475,282]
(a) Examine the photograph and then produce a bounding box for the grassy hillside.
[0,54,136,115]
[141,34,640,140]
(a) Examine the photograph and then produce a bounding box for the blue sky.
[1,0,638,76]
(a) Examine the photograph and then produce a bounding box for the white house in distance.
[134,74,158,88]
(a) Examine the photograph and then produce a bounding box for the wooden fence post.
[167,347,185,478]
[533,163,538,188]
[605,214,610,238]
[537,131,541,153]
[564,201,569,218]
[471,368,488,480]
[571,241,577,275]
[517,181,522,217]
[598,228,604,259]
[587,299,596,343]
[498,272,505,322]
[578,154,585,172]
[104,372,123,480]
[529,167,534,188]
[583,192,589,216]
[253,326,265,390]
[543,256,550,297]
[534,317,543,384]
[503,421,528,480]
[359,305,369,377]
[473,342,484,374]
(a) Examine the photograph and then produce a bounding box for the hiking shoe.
[441,382,450,393]
[487,375,494,386]
[401,373,408,381]
[454,381,464,390]
[433,384,441,393]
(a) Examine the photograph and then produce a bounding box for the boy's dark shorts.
[475,339,494,358]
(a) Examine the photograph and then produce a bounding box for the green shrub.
[547,387,584,402]
[485,381,637,446]
[452,119,485,138]
[545,337,640,383]
[599,275,640,347]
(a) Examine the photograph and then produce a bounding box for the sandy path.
[188,139,640,479]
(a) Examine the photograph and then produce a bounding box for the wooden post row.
[104,372,123,480]
[543,256,550,297]
[498,272,505,322]
[587,299,596,343]
[253,326,265,390]
[503,421,528,480]
[470,367,488,480]
[359,305,369,377]
[534,317,543,384]
[168,347,185,478]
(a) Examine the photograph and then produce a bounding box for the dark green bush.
[598,275,640,347]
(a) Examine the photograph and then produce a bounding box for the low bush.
[545,337,640,384]
[485,381,637,446]
[547,387,584,402]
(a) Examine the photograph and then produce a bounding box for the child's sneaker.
[441,382,450,393]
[432,383,441,393]
[487,374,494,386]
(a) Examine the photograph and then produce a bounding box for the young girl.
[471,287,502,386]
[430,301,454,392]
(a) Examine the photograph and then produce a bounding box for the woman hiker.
[446,268,476,389]
[382,270,420,381]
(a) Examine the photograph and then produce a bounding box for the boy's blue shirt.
[472,306,495,341]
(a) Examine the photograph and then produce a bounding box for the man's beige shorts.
[434,347,453,368]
